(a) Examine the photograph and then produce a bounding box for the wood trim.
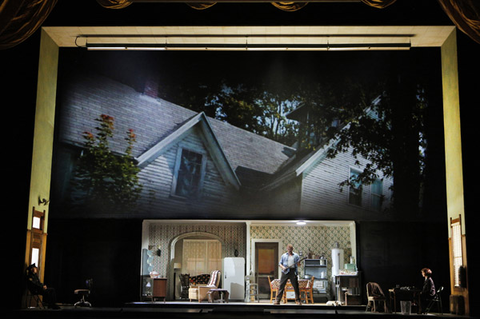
[25,207,48,283]
[448,234,469,315]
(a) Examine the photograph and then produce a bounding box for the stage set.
[4,1,479,319]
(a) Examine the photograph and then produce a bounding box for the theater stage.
[9,301,467,319]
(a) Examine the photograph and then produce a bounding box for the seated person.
[420,267,436,313]
[26,264,59,309]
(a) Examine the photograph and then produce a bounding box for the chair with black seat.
[366,282,388,312]
[24,265,44,309]
[25,281,44,309]
[179,274,190,300]
[74,278,93,307]
[425,286,443,314]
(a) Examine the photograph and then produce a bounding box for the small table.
[207,289,229,303]
[389,287,421,314]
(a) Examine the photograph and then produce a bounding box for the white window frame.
[450,215,463,288]
[171,146,207,199]
[348,168,362,207]
[371,179,383,211]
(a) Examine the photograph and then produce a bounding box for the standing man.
[275,244,302,305]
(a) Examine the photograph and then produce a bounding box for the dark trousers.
[40,288,57,307]
[275,270,300,303]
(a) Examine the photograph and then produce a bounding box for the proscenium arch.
[27,25,466,308]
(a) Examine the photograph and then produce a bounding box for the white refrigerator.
[223,257,245,301]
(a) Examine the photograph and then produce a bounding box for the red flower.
[83,131,94,140]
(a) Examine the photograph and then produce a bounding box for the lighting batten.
[86,42,411,51]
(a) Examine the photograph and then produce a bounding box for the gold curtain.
[96,0,132,9]
[187,3,217,10]
[1,0,480,49]
[0,0,57,50]
[438,0,480,44]
[361,0,396,9]
[272,2,308,12]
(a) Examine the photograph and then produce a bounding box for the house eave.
[136,112,241,190]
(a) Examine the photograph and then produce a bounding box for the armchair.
[189,270,221,302]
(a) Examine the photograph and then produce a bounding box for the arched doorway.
[169,232,225,300]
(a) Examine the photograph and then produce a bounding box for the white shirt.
[287,255,295,268]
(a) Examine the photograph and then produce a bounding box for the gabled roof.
[260,141,332,191]
[137,112,241,190]
[59,72,294,189]
[262,97,383,191]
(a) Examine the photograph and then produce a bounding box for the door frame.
[251,239,283,298]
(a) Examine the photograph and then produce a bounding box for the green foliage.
[73,114,143,213]
[154,52,437,214]
[206,83,300,145]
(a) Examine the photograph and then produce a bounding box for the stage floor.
[8,300,469,319]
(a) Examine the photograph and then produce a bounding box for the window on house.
[173,148,206,199]
[371,179,383,211]
[451,216,463,287]
[183,239,222,276]
[349,169,362,206]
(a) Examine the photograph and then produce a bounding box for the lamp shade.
[174,263,181,269]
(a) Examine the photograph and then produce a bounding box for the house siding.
[263,176,302,217]
[300,146,393,219]
[136,127,243,218]
[54,72,393,220]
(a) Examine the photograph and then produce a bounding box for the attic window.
[173,147,206,199]
[371,179,383,211]
[348,168,362,207]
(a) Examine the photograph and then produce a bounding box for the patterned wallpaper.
[148,222,246,277]
[146,222,353,281]
[250,225,353,278]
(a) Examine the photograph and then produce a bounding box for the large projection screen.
[26,25,464,289]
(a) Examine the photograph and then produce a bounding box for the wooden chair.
[302,276,315,304]
[268,276,280,303]
[245,275,259,302]
[366,282,387,312]
[284,278,310,303]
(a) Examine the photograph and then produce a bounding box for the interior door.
[255,242,278,298]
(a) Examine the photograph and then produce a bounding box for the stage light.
[86,42,411,51]
[80,34,411,52]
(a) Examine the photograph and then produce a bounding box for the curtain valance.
[1,0,479,49]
